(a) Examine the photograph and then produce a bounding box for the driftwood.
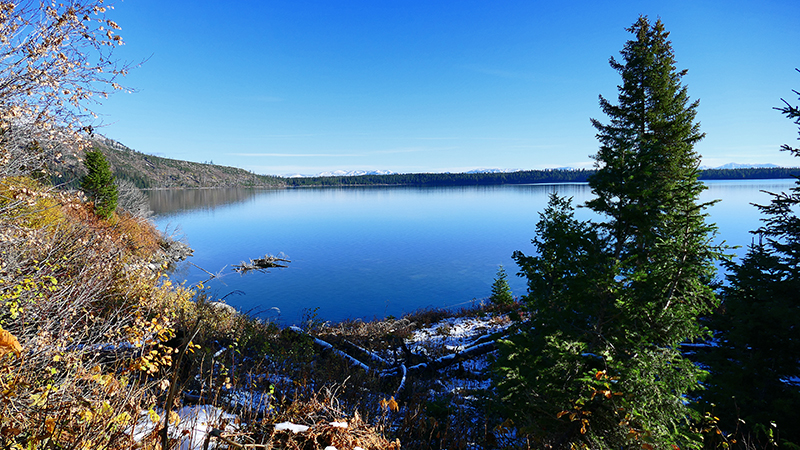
[233,255,290,273]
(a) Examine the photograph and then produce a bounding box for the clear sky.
[95,0,800,176]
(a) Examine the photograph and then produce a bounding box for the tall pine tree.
[700,74,800,447]
[496,17,720,449]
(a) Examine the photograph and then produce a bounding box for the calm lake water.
[148,180,795,324]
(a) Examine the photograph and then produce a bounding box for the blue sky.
[96,0,800,176]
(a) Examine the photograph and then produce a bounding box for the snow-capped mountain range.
[282,169,397,178]
[704,163,778,170]
[282,163,782,178]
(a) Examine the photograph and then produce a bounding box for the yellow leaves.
[78,408,93,423]
[0,326,22,358]
[380,396,399,412]
[186,340,200,354]
[590,388,619,400]
[112,411,131,426]
[45,416,56,434]
[558,403,592,435]
[30,384,54,408]
[99,400,113,416]
[90,367,112,386]
[147,408,160,423]
[134,348,173,375]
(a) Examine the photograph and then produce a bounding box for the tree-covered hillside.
[51,136,285,189]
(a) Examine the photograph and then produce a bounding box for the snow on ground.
[408,314,511,354]
[407,314,513,393]
[128,405,238,450]
[275,421,310,433]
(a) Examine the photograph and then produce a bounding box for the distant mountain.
[711,163,779,170]
[464,168,521,174]
[311,169,398,177]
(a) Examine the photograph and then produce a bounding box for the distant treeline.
[284,169,594,187]
[284,167,799,187]
[699,167,800,180]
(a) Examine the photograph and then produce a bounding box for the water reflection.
[146,188,281,217]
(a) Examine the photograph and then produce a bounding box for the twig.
[204,428,249,449]
[188,261,217,278]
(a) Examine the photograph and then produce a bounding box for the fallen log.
[288,326,371,372]
[233,254,290,273]
[406,340,497,375]
[289,320,526,396]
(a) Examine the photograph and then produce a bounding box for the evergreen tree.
[496,17,720,449]
[81,148,118,219]
[700,74,800,446]
[489,265,514,305]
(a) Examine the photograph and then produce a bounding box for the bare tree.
[0,0,133,177]
[116,177,152,218]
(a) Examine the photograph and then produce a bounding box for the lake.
[148,180,794,324]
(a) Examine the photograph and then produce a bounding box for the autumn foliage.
[0,174,198,448]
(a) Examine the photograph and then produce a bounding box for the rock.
[207,301,237,315]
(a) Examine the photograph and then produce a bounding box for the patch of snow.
[330,421,348,428]
[782,376,800,387]
[275,421,310,433]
